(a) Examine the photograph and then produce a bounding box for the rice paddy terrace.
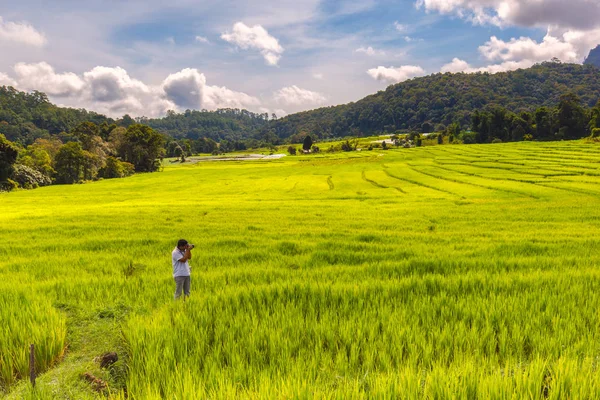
[2,140,600,399]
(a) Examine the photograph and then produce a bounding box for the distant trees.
[115,124,165,172]
[0,133,18,185]
[469,93,593,143]
[303,135,313,151]
[557,93,588,140]
[0,119,167,191]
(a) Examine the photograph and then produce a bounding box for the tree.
[557,93,588,139]
[303,135,313,151]
[100,156,135,179]
[54,142,85,184]
[589,101,600,130]
[118,114,136,128]
[288,146,297,155]
[0,134,18,183]
[117,124,165,172]
[422,122,433,133]
[535,107,555,140]
[437,134,443,145]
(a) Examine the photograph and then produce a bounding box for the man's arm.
[178,247,192,262]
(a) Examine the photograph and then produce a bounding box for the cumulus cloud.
[415,0,600,31]
[367,65,426,83]
[0,16,46,47]
[2,63,262,117]
[14,62,84,97]
[0,72,17,87]
[442,27,600,76]
[394,21,408,32]
[195,36,210,44]
[274,85,326,106]
[221,22,284,66]
[441,57,534,74]
[162,68,260,111]
[479,35,579,63]
[355,46,386,56]
[162,68,206,109]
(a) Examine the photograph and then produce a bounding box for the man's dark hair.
[177,239,188,248]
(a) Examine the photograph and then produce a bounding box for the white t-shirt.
[172,247,191,277]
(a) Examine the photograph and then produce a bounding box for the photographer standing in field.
[172,239,194,300]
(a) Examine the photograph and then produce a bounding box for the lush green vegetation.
[265,62,600,140]
[0,87,112,145]
[2,140,600,398]
[3,62,600,150]
[141,109,270,143]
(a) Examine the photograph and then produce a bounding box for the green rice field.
[2,140,600,399]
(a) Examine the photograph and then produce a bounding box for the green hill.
[266,62,600,140]
[0,87,113,145]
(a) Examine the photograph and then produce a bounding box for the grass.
[1,140,600,398]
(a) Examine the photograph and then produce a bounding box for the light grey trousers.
[174,276,191,299]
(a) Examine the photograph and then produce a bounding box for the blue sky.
[0,0,599,117]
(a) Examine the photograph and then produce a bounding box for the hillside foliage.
[264,62,600,141]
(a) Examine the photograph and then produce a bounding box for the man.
[172,239,193,300]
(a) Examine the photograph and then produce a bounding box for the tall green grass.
[2,140,600,397]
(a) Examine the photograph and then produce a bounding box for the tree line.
[0,122,164,191]
[465,94,600,143]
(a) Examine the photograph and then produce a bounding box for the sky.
[1,0,599,119]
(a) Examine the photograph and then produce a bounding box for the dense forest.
[0,87,113,145]
[140,109,270,143]
[262,62,600,141]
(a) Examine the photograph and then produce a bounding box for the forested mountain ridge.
[264,62,600,140]
[0,87,113,144]
[140,108,270,143]
[2,61,600,147]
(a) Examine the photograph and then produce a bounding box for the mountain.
[584,46,600,69]
[265,62,600,140]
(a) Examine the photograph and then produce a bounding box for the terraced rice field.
[2,140,600,399]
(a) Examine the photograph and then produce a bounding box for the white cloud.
[274,85,326,106]
[441,57,534,74]
[14,62,85,97]
[441,26,600,75]
[195,36,210,44]
[394,21,408,32]
[162,68,260,111]
[312,73,324,80]
[479,35,579,63]
[355,46,386,56]
[204,84,261,110]
[2,62,262,117]
[0,72,17,87]
[367,65,426,83]
[162,68,205,109]
[415,0,600,31]
[221,22,284,66]
[0,16,46,47]
[404,36,423,43]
